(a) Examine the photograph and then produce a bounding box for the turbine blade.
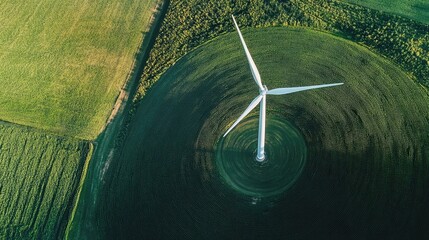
[224,94,263,137]
[267,83,344,95]
[232,15,264,90]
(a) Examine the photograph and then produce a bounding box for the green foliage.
[297,0,429,89]
[136,0,429,102]
[136,0,310,98]
[0,123,89,239]
[342,0,429,25]
[0,0,159,139]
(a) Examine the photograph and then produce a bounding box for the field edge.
[63,1,169,238]
[64,142,94,240]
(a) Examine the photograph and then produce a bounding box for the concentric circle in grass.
[99,27,429,239]
[214,116,307,197]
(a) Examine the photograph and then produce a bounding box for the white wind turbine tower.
[224,15,343,162]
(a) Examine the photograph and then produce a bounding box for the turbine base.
[255,153,266,162]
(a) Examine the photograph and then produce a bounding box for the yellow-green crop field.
[0,0,158,139]
[0,123,89,239]
[0,1,160,238]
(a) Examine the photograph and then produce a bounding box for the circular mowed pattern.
[214,116,307,198]
[101,28,429,239]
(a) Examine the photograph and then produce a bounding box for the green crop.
[0,123,89,239]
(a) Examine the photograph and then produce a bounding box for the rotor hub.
[260,85,268,95]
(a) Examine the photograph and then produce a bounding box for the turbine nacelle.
[224,15,344,162]
[259,85,268,95]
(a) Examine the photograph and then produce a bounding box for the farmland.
[0,0,161,239]
[0,0,159,139]
[67,0,429,238]
[93,28,429,239]
[1,0,428,239]
[343,0,429,25]
[0,123,89,239]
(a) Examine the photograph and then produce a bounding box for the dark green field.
[89,28,429,239]
[0,123,89,239]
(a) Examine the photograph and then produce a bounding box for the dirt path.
[65,1,168,239]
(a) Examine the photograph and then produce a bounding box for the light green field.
[0,123,89,239]
[343,0,429,24]
[91,28,429,238]
[0,0,159,139]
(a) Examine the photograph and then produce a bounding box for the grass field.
[0,0,159,139]
[0,123,89,239]
[343,0,429,24]
[91,28,429,239]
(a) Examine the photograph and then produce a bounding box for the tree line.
[135,0,429,101]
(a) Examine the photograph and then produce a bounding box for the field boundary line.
[64,0,169,238]
[64,142,93,240]
[100,0,168,134]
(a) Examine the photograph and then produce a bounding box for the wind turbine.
[224,15,343,162]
